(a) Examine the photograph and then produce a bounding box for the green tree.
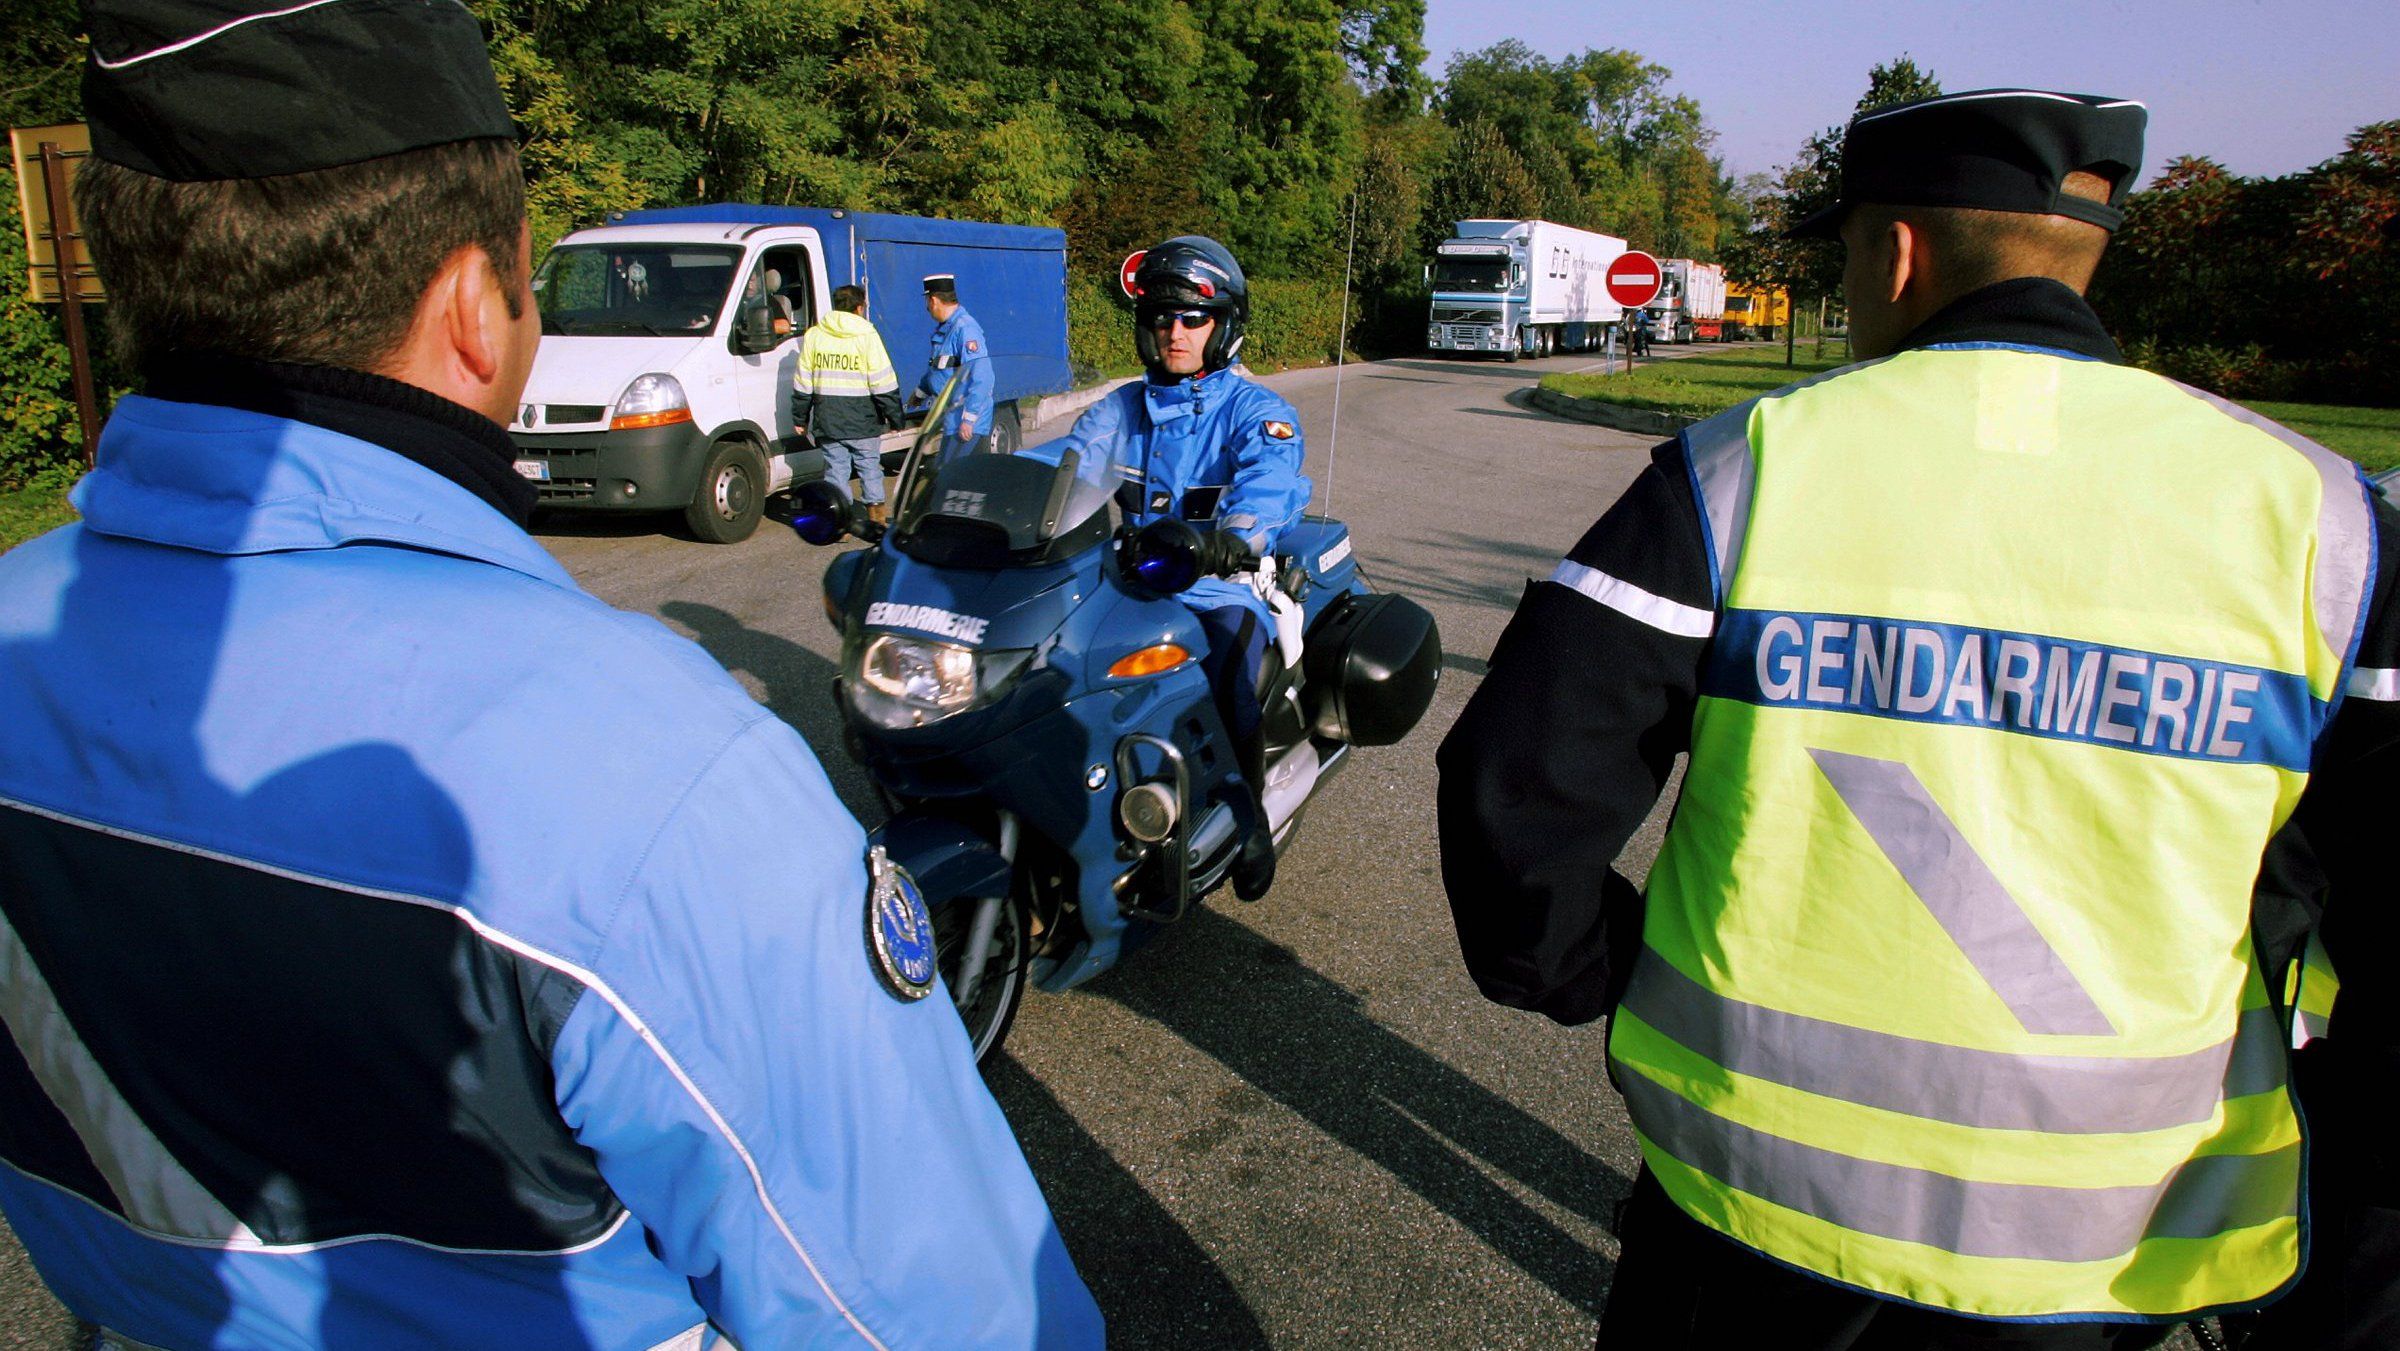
[1422,118,1543,255]
[472,2,647,251]
[0,0,93,483]
[1733,58,1943,314]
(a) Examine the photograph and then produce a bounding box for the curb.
[1026,377,1138,432]
[1527,386,1694,438]
[870,377,1138,455]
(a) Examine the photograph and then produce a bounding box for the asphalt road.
[531,344,1683,1348]
[0,341,2206,1350]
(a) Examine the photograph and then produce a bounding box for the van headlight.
[611,373,692,431]
[847,634,1033,729]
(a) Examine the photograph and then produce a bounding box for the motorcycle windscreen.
[889,440,1118,568]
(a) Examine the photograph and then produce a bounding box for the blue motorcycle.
[788,414,1441,1059]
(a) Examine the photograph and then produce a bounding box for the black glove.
[1197,530,1260,577]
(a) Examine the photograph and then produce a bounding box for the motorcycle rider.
[1050,235,1311,900]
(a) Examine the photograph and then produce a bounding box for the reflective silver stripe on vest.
[1682,402,1758,604]
[1682,355,1899,603]
[0,907,259,1243]
[1621,954,2286,1134]
[1810,749,2118,1037]
[1619,1066,2300,1262]
[2164,379,2378,668]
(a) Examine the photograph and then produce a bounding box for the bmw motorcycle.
[787,407,1441,1060]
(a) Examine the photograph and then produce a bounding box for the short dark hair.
[75,137,527,373]
[1855,169,2118,297]
[832,284,865,313]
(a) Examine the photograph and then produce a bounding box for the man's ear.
[1879,217,1919,306]
[438,243,509,385]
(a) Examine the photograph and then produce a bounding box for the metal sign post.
[1603,251,1663,377]
[38,143,100,463]
[11,122,104,465]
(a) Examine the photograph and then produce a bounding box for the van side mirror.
[735,299,778,354]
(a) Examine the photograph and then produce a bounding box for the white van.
[509,207,1072,543]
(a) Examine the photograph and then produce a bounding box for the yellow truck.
[1724,282,1789,340]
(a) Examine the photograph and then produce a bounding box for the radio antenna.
[1323,190,1359,516]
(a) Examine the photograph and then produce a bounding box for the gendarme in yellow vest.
[1610,343,2378,1319]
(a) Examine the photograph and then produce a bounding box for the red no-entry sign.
[1605,251,1663,310]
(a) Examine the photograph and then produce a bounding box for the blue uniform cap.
[1790,88,2147,240]
[83,0,518,181]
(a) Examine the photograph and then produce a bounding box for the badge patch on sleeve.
[865,845,937,1001]
[1263,420,1295,440]
[966,339,980,353]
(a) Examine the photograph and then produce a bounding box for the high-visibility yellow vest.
[1609,344,2379,1319]
[794,310,900,399]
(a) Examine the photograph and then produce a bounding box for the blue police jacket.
[915,307,994,437]
[0,391,1101,1349]
[1052,366,1312,622]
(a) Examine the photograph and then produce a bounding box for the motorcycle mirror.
[1118,517,1204,596]
[789,479,854,546]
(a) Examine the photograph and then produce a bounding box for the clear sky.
[1420,0,2399,186]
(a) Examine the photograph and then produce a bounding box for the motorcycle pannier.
[1303,592,1441,746]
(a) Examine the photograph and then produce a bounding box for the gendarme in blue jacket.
[1051,366,1312,625]
[0,366,1101,1349]
[914,307,994,440]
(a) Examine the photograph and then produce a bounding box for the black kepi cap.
[922,273,958,298]
[1789,89,2147,240]
[83,0,518,181]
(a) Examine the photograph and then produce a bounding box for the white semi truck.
[1645,258,1728,344]
[1426,219,1629,360]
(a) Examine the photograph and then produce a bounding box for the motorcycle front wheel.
[935,889,1032,1063]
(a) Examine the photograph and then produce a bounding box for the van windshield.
[533,245,742,336]
[1431,257,1510,292]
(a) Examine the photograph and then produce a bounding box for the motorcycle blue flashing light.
[1120,517,1204,596]
[789,479,852,546]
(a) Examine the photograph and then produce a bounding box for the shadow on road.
[1367,531,1554,615]
[1373,357,1589,382]
[1090,908,1626,1314]
[527,509,684,541]
[984,1056,1273,1349]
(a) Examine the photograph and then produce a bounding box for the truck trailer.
[509,205,1072,542]
[1724,282,1790,340]
[1647,259,1728,344]
[1426,219,1628,360]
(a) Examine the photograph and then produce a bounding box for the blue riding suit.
[1052,367,1311,749]
[0,372,1101,1349]
[914,307,994,451]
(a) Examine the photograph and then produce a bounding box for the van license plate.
[514,459,550,482]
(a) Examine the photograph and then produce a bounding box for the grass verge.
[1544,351,2400,471]
[0,474,77,554]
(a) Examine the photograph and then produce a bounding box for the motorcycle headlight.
[847,634,1033,729]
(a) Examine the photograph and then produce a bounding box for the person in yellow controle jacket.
[794,283,905,525]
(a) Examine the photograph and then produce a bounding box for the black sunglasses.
[1138,307,1214,331]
